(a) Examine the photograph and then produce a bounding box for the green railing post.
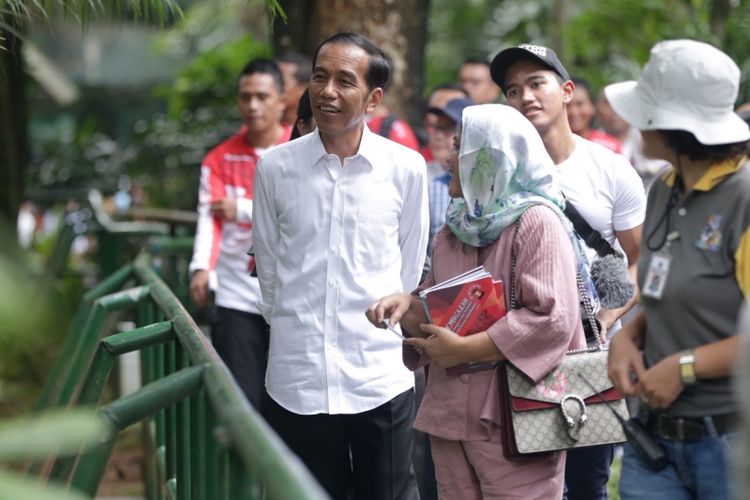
[37,263,135,410]
[189,389,207,499]
[77,321,174,406]
[54,285,152,408]
[71,365,206,496]
[176,344,191,500]
[49,322,176,483]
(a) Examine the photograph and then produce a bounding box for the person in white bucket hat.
[606,39,750,500]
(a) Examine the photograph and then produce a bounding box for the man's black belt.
[649,413,736,441]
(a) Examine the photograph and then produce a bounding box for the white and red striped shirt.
[189,126,291,313]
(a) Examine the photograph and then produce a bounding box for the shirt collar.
[308,124,378,169]
[664,155,747,192]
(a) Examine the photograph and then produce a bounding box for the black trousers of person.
[210,306,269,412]
[265,388,420,500]
[564,444,615,500]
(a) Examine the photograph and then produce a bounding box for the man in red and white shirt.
[189,59,292,411]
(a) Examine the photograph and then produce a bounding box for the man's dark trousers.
[265,389,420,500]
[210,306,269,411]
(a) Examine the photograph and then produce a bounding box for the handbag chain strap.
[509,209,604,352]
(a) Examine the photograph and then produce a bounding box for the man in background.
[460,58,500,104]
[189,59,291,411]
[424,97,473,252]
[597,89,670,190]
[276,52,312,127]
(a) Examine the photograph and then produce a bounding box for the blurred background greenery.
[9,0,750,216]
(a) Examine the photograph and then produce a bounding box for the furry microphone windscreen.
[590,254,635,309]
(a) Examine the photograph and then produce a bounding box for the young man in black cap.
[490,43,647,500]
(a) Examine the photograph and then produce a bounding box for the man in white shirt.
[490,44,646,500]
[188,59,291,412]
[253,32,428,500]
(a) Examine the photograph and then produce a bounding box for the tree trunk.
[710,0,731,44]
[0,17,28,228]
[272,0,430,127]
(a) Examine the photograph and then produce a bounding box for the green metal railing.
[38,252,328,499]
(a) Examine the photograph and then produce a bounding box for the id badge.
[642,253,672,300]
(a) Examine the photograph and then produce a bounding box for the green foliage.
[26,32,271,209]
[0,224,75,406]
[0,470,89,500]
[0,0,183,49]
[563,0,721,90]
[161,35,272,116]
[425,0,750,102]
[0,409,108,460]
[0,409,108,500]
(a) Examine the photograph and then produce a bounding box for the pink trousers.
[429,432,566,500]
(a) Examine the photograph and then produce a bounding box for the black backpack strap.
[378,114,398,138]
[563,199,619,258]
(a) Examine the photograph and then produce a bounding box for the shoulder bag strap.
[563,198,620,258]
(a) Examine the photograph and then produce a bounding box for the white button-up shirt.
[253,126,429,415]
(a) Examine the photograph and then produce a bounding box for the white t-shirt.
[557,135,646,267]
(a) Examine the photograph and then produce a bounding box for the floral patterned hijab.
[446,104,566,246]
[445,104,597,307]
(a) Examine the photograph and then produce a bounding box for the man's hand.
[210,199,238,221]
[190,270,210,309]
[366,293,412,329]
[607,329,646,396]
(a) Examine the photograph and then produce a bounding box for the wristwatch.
[678,350,696,385]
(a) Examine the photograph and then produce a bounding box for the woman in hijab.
[366,104,587,499]
[605,39,750,500]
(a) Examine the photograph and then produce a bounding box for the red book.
[419,266,507,336]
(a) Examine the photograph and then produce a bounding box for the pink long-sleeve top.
[407,205,586,441]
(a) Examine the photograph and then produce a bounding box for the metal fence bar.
[49,322,175,483]
[189,388,207,499]
[36,263,135,410]
[38,247,328,499]
[53,285,152,408]
[70,365,206,496]
[77,321,174,406]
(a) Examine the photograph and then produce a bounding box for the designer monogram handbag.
[499,213,627,458]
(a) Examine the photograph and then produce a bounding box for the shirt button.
[678,207,687,216]
[328,279,336,287]
[330,247,338,255]
[460,374,470,383]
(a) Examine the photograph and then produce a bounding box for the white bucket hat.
[605,39,750,145]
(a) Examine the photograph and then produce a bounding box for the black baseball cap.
[427,98,474,124]
[490,44,570,93]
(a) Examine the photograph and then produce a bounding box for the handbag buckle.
[560,394,587,441]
